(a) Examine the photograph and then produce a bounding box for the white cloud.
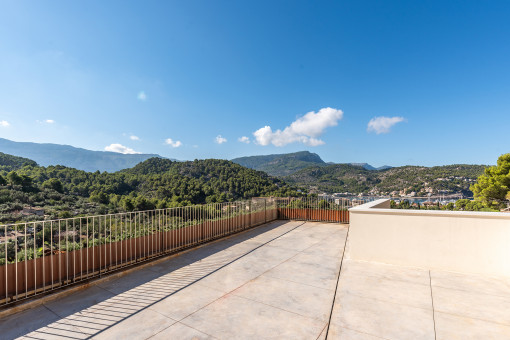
[165,138,182,148]
[253,107,343,147]
[238,136,250,144]
[104,143,141,154]
[367,116,405,134]
[0,120,10,127]
[45,119,55,124]
[215,135,227,144]
[130,135,140,141]
[137,91,147,101]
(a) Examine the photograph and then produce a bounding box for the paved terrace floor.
[1,220,510,339]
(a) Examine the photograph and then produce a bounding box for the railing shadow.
[0,220,300,340]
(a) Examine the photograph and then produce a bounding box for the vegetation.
[389,153,510,212]
[232,151,326,176]
[0,201,273,265]
[0,152,37,171]
[470,153,510,210]
[0,154,303,223]
[390,199,492,211]
[285,163,487,196]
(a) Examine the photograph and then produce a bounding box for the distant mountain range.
[0,138,165,172]
[349,163,393,171]
[285,163,487,196]
[231,151,392,176]
[0,138,393,175]
[0,140,488,199]
[232,151,326,176]
[231,151,487,196]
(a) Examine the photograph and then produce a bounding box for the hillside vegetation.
[232,151,325,176]
[285,163,487,196]
[0,152,38,171]
[0,155,302,223]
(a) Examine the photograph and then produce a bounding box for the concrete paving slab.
[196,254,286,293]
[232,274,334,322]
[432,285,510,326]
[330,291,435,340]
[145,254,197,274]
[265,232,322,251]
[340,259,430,286]
[0,305,62,340]
[181,294,326,340]
[149,322,217,339]
[264,252,340,290]
[435,311,510,340]
[18,319,88,340]
[149,282,226,321]
[44,285,116,317]
[242,243,300,265]
[337,271,433,310]
[294,224,347,239]
[92,308,176,339]
[326,323,387,340]
[303,238,345,259]
[431,269,510,298]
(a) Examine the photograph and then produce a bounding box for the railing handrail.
[0,199,265,228]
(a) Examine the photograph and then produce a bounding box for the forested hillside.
[285,163,487,196]
[232,151,325,176]
[0,155,302,223]
[0,152,38,171]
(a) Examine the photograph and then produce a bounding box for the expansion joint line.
[429,270,437,340]
[324,224,350,340]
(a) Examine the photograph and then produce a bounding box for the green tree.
[7,171,22,186]
[470,153,510,209]
[42,178,64,193]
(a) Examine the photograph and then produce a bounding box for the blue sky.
[1,1,509,166]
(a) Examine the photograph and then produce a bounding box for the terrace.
[0,198,509,339]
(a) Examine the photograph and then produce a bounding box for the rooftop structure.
[0,198,509,339]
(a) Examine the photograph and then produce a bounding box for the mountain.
[0,154,301,223]
[349,163,393,171]
[231,151,326,176]
[0,138,164,172]
[285,163,487,196]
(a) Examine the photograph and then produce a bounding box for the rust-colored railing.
[0,195,371,307]
[0,198,276,306]
[276,196,374,223]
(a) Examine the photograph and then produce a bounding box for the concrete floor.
[0,220,509,339]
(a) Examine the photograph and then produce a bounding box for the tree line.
[0,154,304,223]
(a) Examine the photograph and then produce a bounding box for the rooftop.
[1,220,509,339]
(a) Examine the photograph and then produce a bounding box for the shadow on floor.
[0,220,305,340]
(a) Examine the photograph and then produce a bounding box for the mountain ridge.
[0,153,300,223]
[0,138,166,172]
[232,151,393,176]
[232,151,326,176]
[284,163,487,196]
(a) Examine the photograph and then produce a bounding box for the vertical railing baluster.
[4,225,8,304]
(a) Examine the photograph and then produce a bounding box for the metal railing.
[276,196,375,223]
[0,195,373,307]
[0,198,276,306]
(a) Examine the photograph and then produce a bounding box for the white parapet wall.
[348,199,510,277]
